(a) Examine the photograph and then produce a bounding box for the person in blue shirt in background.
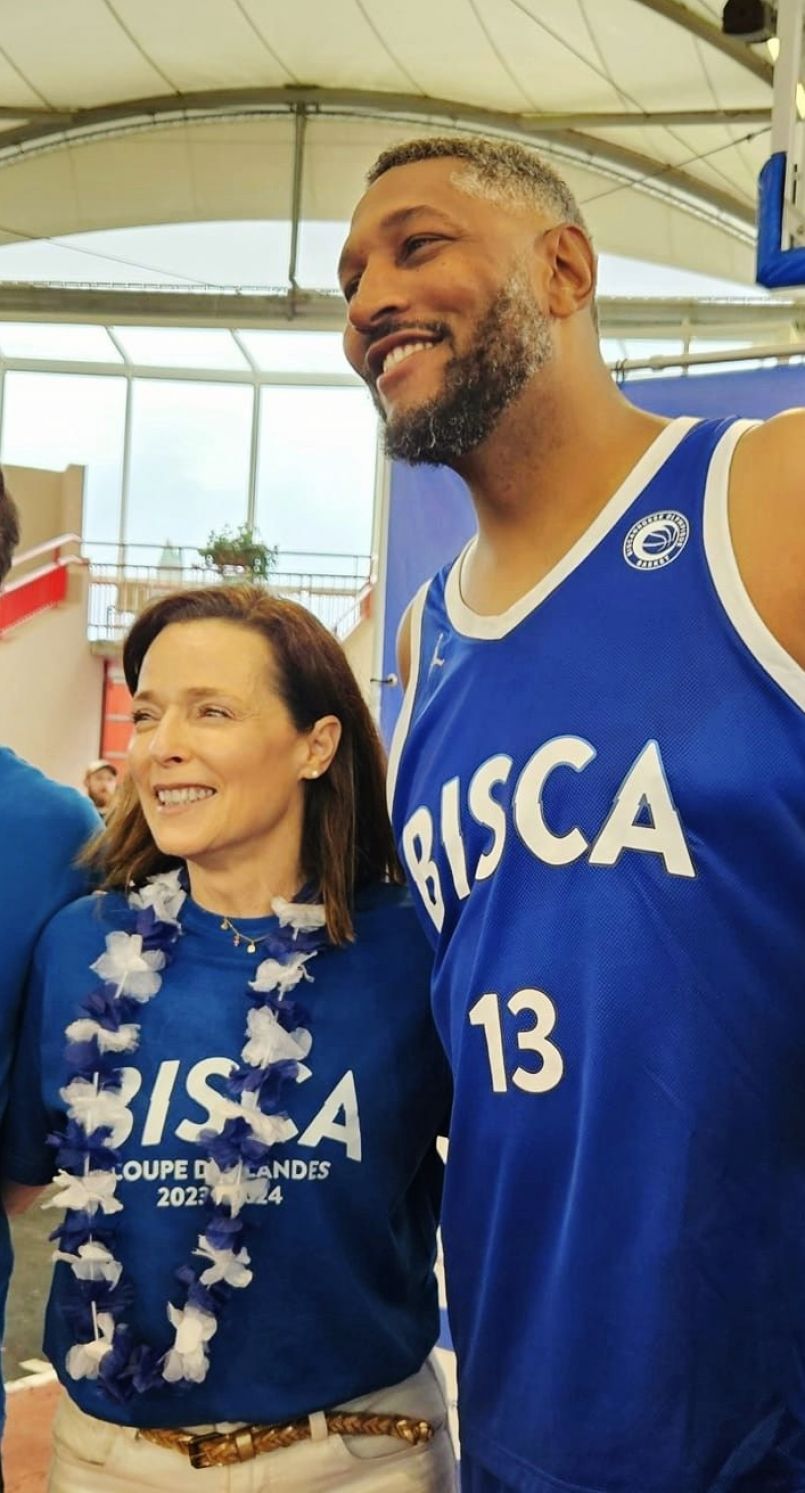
[0,474,99,1488]
[2,582,454,1492]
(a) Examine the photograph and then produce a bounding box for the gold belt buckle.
[187,1428,256,1470]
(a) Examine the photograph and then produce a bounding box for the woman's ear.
[301,716,342,780]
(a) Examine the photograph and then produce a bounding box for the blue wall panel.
[380,461,474,743]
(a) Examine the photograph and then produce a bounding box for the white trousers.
[48,1358,456,1492]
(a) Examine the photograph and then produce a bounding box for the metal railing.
[0,533,85,635]
[85,543,373,646]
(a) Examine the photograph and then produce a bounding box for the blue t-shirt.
[389,418,805,1491]
[0,747,98,1420]
[4,880,448,1428]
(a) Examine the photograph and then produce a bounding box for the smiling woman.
[1,584,455,1493]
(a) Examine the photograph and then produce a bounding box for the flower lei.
[46,869,328,1401]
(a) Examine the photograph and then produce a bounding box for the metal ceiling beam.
[0,96,771,142]
[631,0,774,86]
[0,282,800,338]
[287,104,307,294]
[0,87,757,237]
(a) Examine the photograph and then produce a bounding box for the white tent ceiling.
[0,0,786,298]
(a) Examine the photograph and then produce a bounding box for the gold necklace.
[219,915,275,955]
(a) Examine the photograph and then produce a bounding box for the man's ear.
[543,225,596,321]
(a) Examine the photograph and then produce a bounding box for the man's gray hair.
[0,470,20,585]
[367,135,591,238]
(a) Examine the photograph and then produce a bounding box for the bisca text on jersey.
[400,736,695,932]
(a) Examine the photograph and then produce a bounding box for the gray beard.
[379,277,553,467]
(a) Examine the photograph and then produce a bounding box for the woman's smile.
[153,784,218,814]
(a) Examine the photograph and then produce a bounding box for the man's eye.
[131,710,156,726]
[200,706,229,718]
[402,235,443,258]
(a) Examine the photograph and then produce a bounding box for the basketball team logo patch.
[623,511,690,570]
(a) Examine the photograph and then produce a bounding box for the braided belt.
[139,1411,435,1470]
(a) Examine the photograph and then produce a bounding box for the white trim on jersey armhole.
[703,417,805,714]
[386,579,430,818]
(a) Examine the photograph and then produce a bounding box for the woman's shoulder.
[351,881,433,958]
[353,880,418,921]
[37,888,130,958]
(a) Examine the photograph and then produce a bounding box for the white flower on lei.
[194,1236,253,1288]
[65,1017,140,1054]
[53,1240,123,1287]
[61,1071,139,1148]
[128,869,186,927]
[91,932,165,1000]
[44,1168,123,1216]
[203,1160,268,1216]
[250,952,314,996]
[241,1005,312,1070]
[162,1304,217,1384]
[66,1312,116,1381]
[270,897,327,935]
[214,1090,298,1148]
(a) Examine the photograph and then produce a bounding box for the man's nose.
[346,259,410,338]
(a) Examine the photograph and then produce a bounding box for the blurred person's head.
[84,760,118,811]
[87,584,401,943]
[0,470,20,585]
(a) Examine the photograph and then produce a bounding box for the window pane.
[255,386,377,566]
[0,323,122,363]
[297,221,347,291]
[126,380,252,560]
[0,371,126,552]
[112,327,248,370]
[238,330,350,375]
[0,221,293,288]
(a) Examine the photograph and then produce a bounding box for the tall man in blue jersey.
[0,479,98,1467]
[340,136,805,1493]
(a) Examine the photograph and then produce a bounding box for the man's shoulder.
[726,409,805,670]
[732,407,805,495]
[0,747,99,840]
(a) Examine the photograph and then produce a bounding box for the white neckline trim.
[703,418,805,714]
[386,579,429,817]
[444,416,699,641]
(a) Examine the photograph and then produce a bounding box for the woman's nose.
[148,711,188,762]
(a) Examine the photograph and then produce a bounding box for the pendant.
[247,941,257,954]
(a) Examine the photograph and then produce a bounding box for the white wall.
[343,612,374,708]
[0,565,103,791]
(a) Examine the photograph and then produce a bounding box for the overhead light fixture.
[722,0,777,41]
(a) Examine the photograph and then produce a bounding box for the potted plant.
[198,524,278,581]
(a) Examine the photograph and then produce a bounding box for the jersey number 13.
[469,988,564,1094]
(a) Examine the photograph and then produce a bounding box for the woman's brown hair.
[88,584,402,943]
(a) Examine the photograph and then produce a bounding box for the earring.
[309,769,319,778]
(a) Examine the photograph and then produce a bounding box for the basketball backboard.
[757,0,805,285]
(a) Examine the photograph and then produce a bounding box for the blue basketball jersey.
[389,417,805,1493]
